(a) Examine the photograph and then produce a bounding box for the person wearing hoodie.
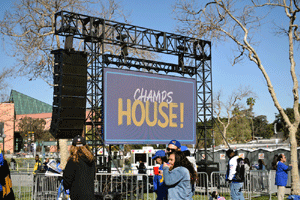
[63,135,95,200]
[275,154,292,200]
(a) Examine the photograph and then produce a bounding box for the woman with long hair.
[272,155,279,170]
[163,150,197,200]
[244,158,252,172]
[63,135,95,200]
[255,159,266,170]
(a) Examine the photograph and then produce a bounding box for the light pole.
[28,131,34,153]
[274,113,278,149]
[0,122,4,152]
[1,134,6,153]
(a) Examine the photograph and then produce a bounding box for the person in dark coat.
[137,160,146,174]
[0,149,15,200]
[63,135,95,200]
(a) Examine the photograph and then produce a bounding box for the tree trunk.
[223,130,227,148]
[289,126,300,195]
[59,139,69,170]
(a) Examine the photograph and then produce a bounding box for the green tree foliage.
[17,116,54,142]
[253,115,273,139]
[276,105,300,144]
[246,98,256,110]
[227,110,252,143]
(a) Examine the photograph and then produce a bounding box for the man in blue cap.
[166,140,181,156]
[152,150,168,200]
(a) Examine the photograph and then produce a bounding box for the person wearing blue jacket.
[163,151,197,200]
[152,150,168,200]
[275,154,292,200]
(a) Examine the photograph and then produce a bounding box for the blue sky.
[0,0,299,124]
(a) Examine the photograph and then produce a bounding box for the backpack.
[235,158,245,182]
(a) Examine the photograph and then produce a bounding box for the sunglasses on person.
[166,148,176,152]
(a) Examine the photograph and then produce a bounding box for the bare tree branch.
[0,0,132,85]
[174,0,300,193]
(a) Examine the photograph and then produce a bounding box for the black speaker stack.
[50,49,87,139]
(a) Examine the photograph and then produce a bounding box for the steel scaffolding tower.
[54,10,213,171]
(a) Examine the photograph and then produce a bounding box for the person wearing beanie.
[63,135,95,200]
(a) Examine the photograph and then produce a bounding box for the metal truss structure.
[54,10,213,171]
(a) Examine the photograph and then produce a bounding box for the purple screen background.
[104,68,196,144]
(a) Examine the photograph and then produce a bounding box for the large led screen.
[104,68,196,144]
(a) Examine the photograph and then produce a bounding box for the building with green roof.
[9,90,52,115]
[0,90,53,153]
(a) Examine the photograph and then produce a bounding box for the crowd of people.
[225,149,293,200]
[0,136,295,200]
[150,140,197,200]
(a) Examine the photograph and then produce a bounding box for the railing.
[10,163,34,172]
[10,170,280,200]
[11,172,34,200]
[194,172,209,200]
[33,174,60,200]
[211,170,276,200]
[95,173,150,200]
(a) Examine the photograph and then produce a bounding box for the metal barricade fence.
[10,170,276,200]
[95,173,151,200]
[194,172,209,200]
[248,170,270,199]
[33,173,61,200]
[210,171,228,197]
[11,171,209,200]
[269,170,278,196]
[11,172,34,200]
[210,170,274,200]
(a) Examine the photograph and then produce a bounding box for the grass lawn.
[146,193,282,200]
[11,190,285,200]
[12,186,32,200]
